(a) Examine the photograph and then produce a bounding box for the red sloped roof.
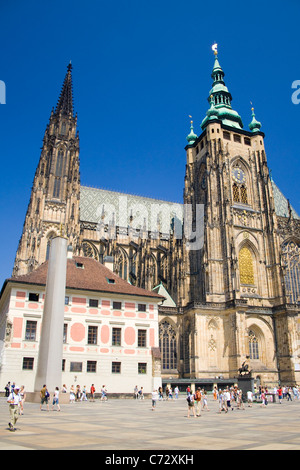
[8,256,163,300]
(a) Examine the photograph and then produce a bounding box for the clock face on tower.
[232,167,246,184]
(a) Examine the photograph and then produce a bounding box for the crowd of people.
[184,384,300,418]
[3,380,300,430]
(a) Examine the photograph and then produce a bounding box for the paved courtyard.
[0,395,300,451]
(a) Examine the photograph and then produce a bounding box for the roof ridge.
[80,184,182,205]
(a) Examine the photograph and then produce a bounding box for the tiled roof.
[271,180,299,219]
[80,186,183,235]
[8,256,163,300]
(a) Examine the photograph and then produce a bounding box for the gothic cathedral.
[13,51,300,387]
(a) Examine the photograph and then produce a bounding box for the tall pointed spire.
[55,62,74,117]
[201,46,243,130]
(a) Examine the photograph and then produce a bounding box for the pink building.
[0,255,163,394]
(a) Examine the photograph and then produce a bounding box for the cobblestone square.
[0,395,299,451]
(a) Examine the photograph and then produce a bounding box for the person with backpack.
[187,392,196,418]
[40,384,50,411]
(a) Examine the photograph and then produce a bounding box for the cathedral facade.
[13,52,300,387]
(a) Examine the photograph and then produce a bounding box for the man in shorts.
[40,384,50,411]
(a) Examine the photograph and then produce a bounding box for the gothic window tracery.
[282,240,300,304]
[129,248,137,284]
[82,241,99,261]
[114,246,129,281]
[233,183,240,203]
[240,185,248,204]
[232,164,249,205]
[249,329,259,360]
[159,321,177,371]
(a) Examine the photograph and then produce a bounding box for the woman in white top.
[52,387,61,411]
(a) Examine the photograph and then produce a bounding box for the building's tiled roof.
[271,180,299,219]
[80,186,183,235]
[8,256,163,300]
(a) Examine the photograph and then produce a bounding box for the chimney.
[67,244,73,259]
[103,255,114,272]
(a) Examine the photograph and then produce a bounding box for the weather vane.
[212,43,218,55]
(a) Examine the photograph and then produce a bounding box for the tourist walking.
[5,382,10,398]
[101,385,108,401]
[75,385,81,401]
[247,390,253,407]
[7,385,22,432]
[187,392,196,418]
[218,390,226,413]
[277,386,283,404]
[202,391,210,411]
[236,389,245,410]
[52,387,61,411]
[224,389,232,411]
[151,389,158,410]
[70,385,76,403]
[19,386,26,415]
[260,388,268,407]
[81,386,88,401]
[90,384,96,402]
[174,386,179,399]
[40,384,50,411]
[195,388,202,416]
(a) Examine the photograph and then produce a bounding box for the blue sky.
[0,0,300,288]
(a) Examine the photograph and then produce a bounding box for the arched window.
[53,178,61,198]
[232,166,249,205]
[240,185,248,204]
[282,240,300,304]
[114,247,128,281]
[239,246,255,285]
[159,321,177,371]
[249,330,259,360]
[129,248,137,285]
[55,150,64,177]
[82,241,99,261]
[233,183,240,203]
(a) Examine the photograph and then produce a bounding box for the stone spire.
[55,62,74,117]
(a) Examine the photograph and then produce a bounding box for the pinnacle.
[55,63,74,117]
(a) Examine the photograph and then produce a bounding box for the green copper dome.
[186,120,198,145]
[249,108,262,132]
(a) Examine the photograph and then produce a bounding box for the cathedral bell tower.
[184,46,283,307]
[13,63,81,275]
[182,46,288,383]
